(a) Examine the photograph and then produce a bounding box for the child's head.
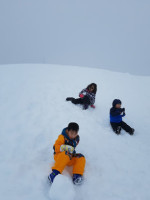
[67,122,79,139]
[87,83,97,94]
[112,99,122,108]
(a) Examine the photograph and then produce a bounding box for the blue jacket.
[110,107,125,123]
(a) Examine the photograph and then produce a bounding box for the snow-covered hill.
[0,64,150,200]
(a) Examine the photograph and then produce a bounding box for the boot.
[48,170,60,184]
[73,174,83,185]
[116,126,121,134]
[83,104,89,110]
[129,128,135,135]
[66,97,75,102]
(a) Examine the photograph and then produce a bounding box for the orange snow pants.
[52,151,86,175]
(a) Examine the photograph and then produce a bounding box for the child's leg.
[82,96,91,109]
[72,96,90,109]
[72,154,86,175]
[67,96,90,110]
[71,98,83,104]
[120,121,133,134]
[66,97,75,101]
[72,96,90,105]
[110,122,121,134]
[65,154,85,185]
[82,96,90,104]
[52,151,72,173]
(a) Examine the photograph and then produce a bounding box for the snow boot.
[48,170,60,184]
[129,128,135,135]
[90,104,95,108]
[66,97,75,102]
[116,126,121,134]
[73,174,83,185]
[83,104,89,110]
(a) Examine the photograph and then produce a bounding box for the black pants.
[110,121,132,134]
[72,96,90,109]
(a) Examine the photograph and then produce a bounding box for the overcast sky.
[0,0,150,75]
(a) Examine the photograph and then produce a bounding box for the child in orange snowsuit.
[48,122,86,185]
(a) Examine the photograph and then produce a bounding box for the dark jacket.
[79,88,95,105]
[110,107,125,123]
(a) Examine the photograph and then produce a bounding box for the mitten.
[121,108,125,112]
[60,145,75,154]
[79,94,84,98]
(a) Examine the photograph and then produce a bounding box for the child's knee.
[80,156,86,164]
[75,153,85,158]
[76,154,86,165]
[73,156,86,175]
[54,151,72,161]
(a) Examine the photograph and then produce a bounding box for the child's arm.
[112,108,126,117]
[120,108,125,117]
[54,135,65,153]
[110,108,122,116]
[60,145,75,154]
[121,112,126,117]
[121,109,126,117]
[54,135,75,154]
[79,88,87,97]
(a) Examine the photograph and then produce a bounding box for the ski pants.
[110,121,132,133]
[52,151,86,175]
[72,96,91,109]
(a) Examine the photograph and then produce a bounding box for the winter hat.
[112,99,122,107]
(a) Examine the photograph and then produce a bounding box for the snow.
[49,174,75,200]
[0,64,150,200]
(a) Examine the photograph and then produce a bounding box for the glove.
[79,94,84,98]
[121,108,125,112]
[60,145,75,154]
[90,104,95,108]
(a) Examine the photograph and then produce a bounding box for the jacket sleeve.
[75,135,80,147]
[79,88,86,96]
[121,113,126,117]
[89,93,95,104]
[110,108,122,116]
[53,135,65,153]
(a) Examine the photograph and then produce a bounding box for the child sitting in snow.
[110,99,135,135]
[48,122,86,185]
[66,83,97,110]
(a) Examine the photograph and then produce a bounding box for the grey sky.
[0,0,150,75]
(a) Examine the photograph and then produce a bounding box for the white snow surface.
[0,64,150,200]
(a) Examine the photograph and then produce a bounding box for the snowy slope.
[0,64,150,200]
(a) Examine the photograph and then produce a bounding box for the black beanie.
[112,99,122,107]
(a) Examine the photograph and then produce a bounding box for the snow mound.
[0,64,150,200]
[49,174,75,200]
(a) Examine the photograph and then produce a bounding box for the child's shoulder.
[75,135,80,141]
[110,107,115,111]
[57,134,65,140]
[61,127,67,134]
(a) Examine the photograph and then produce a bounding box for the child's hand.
[79,94,84,98]
[121,108,125,112]
[60,145,75,154]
